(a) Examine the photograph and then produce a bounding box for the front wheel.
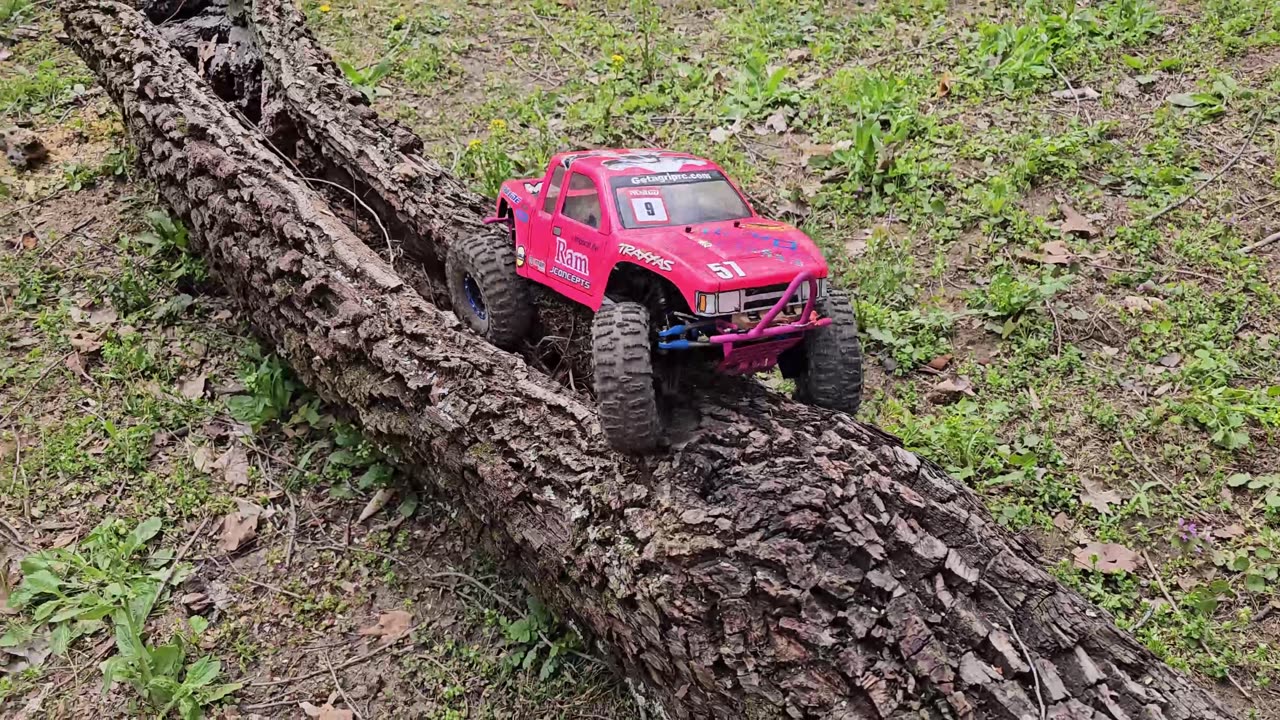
[592,301,662,454]
[445,229,534,350]
[792,290,863,415]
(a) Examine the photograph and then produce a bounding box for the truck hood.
[679,220,822,262]
[673,220,826,287]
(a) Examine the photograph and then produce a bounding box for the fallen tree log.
[61,3,1239,719]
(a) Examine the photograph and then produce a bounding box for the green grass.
[4,0,1280,714]
[301,0,1280,700]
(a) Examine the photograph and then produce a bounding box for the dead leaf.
[212,309,233,322]
[843,237,868,258]
[218,501,261,553]
[51,532,77,548]
[1214,524,1245,540]
[358,487,395,523]
[64,353,91,382]
[1157,353,1182,368]
[1051,86,1101,101]
[181,591,210,610]
[708,126,731,144]
[936,71,953,97]
[0,49,11,62]
[1060,204,1098,238]
[359,609,413,641]
[192,446,216,473]
[1019,239,1075,265]
[1052,512,1074,532]
[87,306,118,326]
[213,446,250,487]
[777,197,809,219]
[300,702,354,720]
[66,330,102,353]
[179,374,206,400]
[1116,77,1139,99]
[1073,542,1140,574]
[1081,478,1123,514]
[928,376,975,404]
[1027,386,1042,410]
[1121,296,1153,313]
[926,354,952,371]
[1,633,51,674]
[1175,576,1198,592]
[762,110,788,134]
[1152,382,1172,397]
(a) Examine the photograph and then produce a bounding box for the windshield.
[611,171,750,229]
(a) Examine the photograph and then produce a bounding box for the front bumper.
[659,271,831,375]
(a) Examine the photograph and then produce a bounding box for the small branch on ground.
[1240,230,1280,254]
[1144,107,1267,223]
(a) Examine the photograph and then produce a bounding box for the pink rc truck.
[446,148,863,453]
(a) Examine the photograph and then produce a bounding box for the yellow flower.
[318,3,331,11]
[468,138,482,149]
[489,118,507,131]
[611,53,624,65]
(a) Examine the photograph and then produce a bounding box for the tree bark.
[60,3,1239,719]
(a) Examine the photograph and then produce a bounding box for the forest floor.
[2,0,1280,718]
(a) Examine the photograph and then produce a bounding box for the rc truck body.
[445,148,863,453]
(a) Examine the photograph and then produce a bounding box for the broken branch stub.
[61,3,1239,719]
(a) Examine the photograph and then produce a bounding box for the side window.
[542,165,566,215]
[561,172,603,230]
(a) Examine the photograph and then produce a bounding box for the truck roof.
[550,148,721,182]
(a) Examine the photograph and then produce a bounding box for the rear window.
[611,171,750,229]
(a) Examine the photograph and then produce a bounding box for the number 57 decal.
[707,261,746,279]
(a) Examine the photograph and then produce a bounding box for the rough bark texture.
[62,3,1240,719]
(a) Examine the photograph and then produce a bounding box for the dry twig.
[1145,107,1267,223]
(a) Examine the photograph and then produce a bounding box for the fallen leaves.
[357,487,395,523]
[1073,542,1140,574]
[179,374,207,400]
[1059,204,1099,238]
[1120,295,1163,313]
[66,330,102,353]
[1213,524,1245,540]
[300,700,355,720]
[213,446,250,488]
[64,353,92,383]
[1,633,51,674]
[359,610,413,641]
[926,354,952,371]
[1019,239,1075,265]
[928,376,975,404]
[218,500,262,553]
[1051,86,1100,101]
[761,110,788,134]
[1080,478,1123,514]
[192,446,216,473]
[1157,353,1182,368]
[87,305,118,326]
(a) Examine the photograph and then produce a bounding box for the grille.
[742,282,811,313]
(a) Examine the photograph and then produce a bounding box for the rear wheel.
[592,301,662,454]
[445,229,533,350]
[791,290,863,415]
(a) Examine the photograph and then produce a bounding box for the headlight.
[694,290,743,316]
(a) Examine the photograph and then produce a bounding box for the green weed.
[226,350,298,430]
[2,518,241,718]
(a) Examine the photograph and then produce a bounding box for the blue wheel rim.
[463,274,487,320]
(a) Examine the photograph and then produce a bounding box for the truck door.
[547,171,609,303]
[527,164,566,275]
